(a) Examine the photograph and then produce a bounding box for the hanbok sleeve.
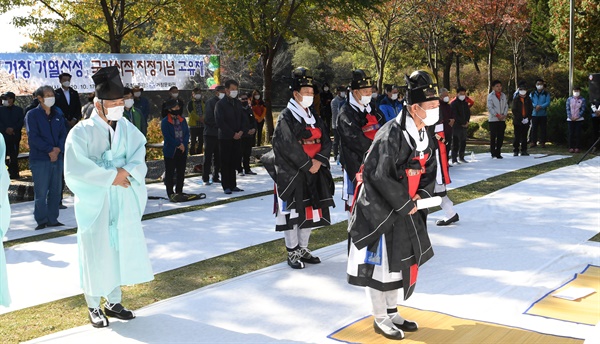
[121,122,148,184]
[272,114,312,173]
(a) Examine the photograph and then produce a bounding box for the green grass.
[0,150,597,342]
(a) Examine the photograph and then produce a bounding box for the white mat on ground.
[27,157,600,343]
[4,153,565,241]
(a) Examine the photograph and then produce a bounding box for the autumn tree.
[194,0,377,142]
[1,0,179,53]
[456,0,529,90]
[504,16,531,89]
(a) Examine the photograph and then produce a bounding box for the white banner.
[0,53,220,96]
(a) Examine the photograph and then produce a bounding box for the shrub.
[146,118,164,161]
[467,122,480,138]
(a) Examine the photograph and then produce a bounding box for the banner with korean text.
[0,53,220,96]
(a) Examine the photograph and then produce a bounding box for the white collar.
[349,91,371,113]
[287,99,316,126]
[400,111,429,151]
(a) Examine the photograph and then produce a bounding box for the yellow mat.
[525,265,600,326]
[329,306,583,344]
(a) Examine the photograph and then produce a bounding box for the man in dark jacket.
[450,87,471,164]
[54,72,82,130]
[237,93,257,176]
[0,92,24,179]
[25,86,67,230]
[215,80,250,194]
[202,86,225,185]
[438,88,454,157]
[512,82,533,156]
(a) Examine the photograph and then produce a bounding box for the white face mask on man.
[62,81,70,88]
[443,96,450,103]
[44,97,56,108]
[133,91,142,97]
[391,93,399,100]
[519,90,527,96]
[124,99,135,108]
[229,90,238,98]
[416,104,440,126]
[100,100,124,121]
[299,95,314,109]
[573,91,580,97]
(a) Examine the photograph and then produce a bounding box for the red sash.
[435,130,451,184]
[362,114,381,140]
[301,126,322,158]
[406,153,429,198]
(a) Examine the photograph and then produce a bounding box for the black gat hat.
[290,67,314,92]
[92,66,124,100]
[404,70,438,105]
[350,69,373,90]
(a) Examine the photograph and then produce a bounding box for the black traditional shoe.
[458,159,469,164]
[212,177,221,183]
[299,247,321,264]
[237,171,245,176]
[373,318,404,340]
[88,307,109,328]
[496,154,504,159]
[390,313,419,332]
[35,223,47,230]
[224,188,232,195]
[513,152,519,156]
[521,152,530,156]
[436,213,459,226]
[104,302,135,320]
[47,222,65,227]
[245,170,257,175]
[232,187,244,192]
[59,203,67,210]
[287,249,305,269]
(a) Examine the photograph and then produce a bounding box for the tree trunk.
[473,56,480,74]
[110,37,121,53]
[513,52,519,89]
[442,52,453,90]
[262,53,275,143]
[455,54,461,88]
[487,47,494,91]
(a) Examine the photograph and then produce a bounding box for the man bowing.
[64,66,154,328]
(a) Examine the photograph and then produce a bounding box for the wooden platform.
[525,265,600,326]
[329,306,583,344]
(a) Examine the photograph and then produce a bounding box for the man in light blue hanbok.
[64,66,153,328]
[0,135,11,307]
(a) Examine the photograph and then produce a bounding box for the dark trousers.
[30,159,62,225]
[513,124,529,153]
[256,121,265,146]
[189,127,204,155]
[164,149,187,196]
[489,121,506,157]
[530,116,547,145]
[332,128,340,159]
[203,135,220,182]
[4,135,20,178]
[219,138,241,190]
[592,117,600,148]
[451,126,467,162]
[238,136,254,173]
[568,121,583,149]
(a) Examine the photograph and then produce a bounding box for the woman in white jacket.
[487,80,508,159]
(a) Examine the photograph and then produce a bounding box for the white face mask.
[299,95,314,109]
[2,100,8,106]
[536,85,543,91]
[133,91,142,97]
[573,92,580,97]
[340,92,346,98]
[519,90,527,96]
[44,97,56,108]
[254,95,260,100]
[62,81,70,88]
[458,95,466,101]
[416,105,440,126]
[372,92,378,99]
[218,93,225,99]
[391,93,399,100]
[443,96,450,103]
[229,90,238,98]
[360,95,371,106]
[171,92,179,99]
[104,103,124,121]
[194,94,202,100]
[124,99,135,108]
[324,87,329,91]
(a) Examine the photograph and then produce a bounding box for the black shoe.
[436,213,459,226]
[104,302,135,320]
[514,152,519,156]
[458,158,468,164]
[212,177,221,183]
[389,313,419,332]
[287,249,305,269]
[35,223,47,230]
[59,204,67,210]
[232,187,244,192]
[521,152,530,156]
[245,170,257,175]
[224,188,232,195]
[496,154,504,159]
[47,222,65,227]
[237,171,245,176]
[299,247,321,264]
[88,307,109,328]
[373,319,404,340]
